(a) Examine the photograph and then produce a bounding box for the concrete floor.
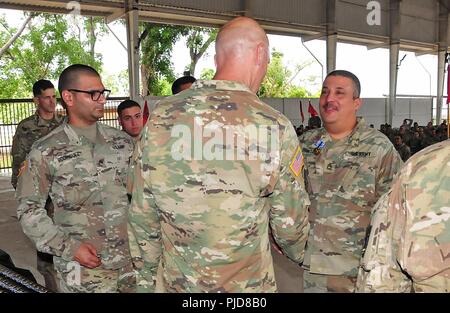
[0,175,302,292]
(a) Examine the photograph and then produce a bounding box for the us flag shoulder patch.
[289,146,304,177]
[18,160,28,177]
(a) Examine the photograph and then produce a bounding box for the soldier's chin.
[95,110,104,118]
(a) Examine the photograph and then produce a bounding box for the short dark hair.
[33,80,54,97]
[171,75,196,94]
[58,64,100,108]
[308,116,322,128]
[117,99,140,117]
[325,70,361,98]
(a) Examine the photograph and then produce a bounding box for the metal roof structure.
[1,0,449,123]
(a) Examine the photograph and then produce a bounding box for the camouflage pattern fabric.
[356,140,450,293]
[303,270,356,293]
[57,262,135,293]
[11,111,64,189]
[16,121,135,293]
[128,80,310,293]
[396,143,411,162]
[298,118,403,292]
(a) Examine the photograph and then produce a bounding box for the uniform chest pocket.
[52,157,96,208]
[100,154,128,186]
[333,159,377,209]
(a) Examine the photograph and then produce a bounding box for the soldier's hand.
[74,242,102,269]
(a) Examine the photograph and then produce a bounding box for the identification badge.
[313,139,325,155]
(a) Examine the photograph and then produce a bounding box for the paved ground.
[0,175,302,292]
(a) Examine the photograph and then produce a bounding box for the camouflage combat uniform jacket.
[299,118,403,278]
[128,80,310,292]
[356,140,450,292]
[11,111,64,189]
[16,122,134,273]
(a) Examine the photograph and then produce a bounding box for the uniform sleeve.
[375,144,403,198]
[10,125,27,189]
[356,177,412,292]
[16,148,82,260]
[268,123,310,264]
[127,134,162,293]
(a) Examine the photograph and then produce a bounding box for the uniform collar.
[35,110,63,127]
[191,80,253,93]
[62,121,109,145]
[312,117,367,150]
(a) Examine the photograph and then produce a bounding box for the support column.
[389,44,399,125]
[436,1,448,124]
[326,0,337,73]
[243,0,256,17]
[125,0,140,101]
[388,0,401,125]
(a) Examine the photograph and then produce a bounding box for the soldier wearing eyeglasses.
[11,79,64,292]
[15,64,135,293]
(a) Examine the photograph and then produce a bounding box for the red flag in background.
[299,100,305,124]
[143,100,150,125]
[308,100,318,117]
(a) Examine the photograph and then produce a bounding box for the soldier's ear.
[354,97,362,112]
[32,96,39,105]
[62,90,74,108]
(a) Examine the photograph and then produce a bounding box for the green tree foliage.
[0,13,102,98]
[185,27,217,76]
[0,13,104,122]
[199,68,215,80]
[258,49,320,98]
[139,23,188,95]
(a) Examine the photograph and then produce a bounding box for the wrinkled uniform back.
[129,80,310,292]
[357,140,450,292]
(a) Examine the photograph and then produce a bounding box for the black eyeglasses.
[68,89,111,101]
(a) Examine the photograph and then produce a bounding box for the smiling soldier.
[298,70,403,293]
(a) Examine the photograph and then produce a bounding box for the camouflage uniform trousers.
[37,198,58,292]
[303,270,357,293]
[56,262,136,293]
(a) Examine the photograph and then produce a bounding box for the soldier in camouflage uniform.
[394,135,411,162]
[16,64,135,293]
[356,140,450,292]
[11,80,63,189]
[127,16,310,293]
[298,70,403,292]
[11,79,64,292]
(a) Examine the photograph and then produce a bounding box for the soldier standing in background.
[127,16,310,293]
[16,64,135,292]
[357,140,450,292]
[298,70,403,293]
[117,99,143,139]
[11,79,64,292]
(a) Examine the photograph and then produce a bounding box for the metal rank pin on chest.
[313,139,325,156]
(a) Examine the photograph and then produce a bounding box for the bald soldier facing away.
[298,70,403,292]
[356,140,450,292]
[128,16,310,292]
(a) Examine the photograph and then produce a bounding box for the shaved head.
[215,17,268,58]
[214,17,270,93]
